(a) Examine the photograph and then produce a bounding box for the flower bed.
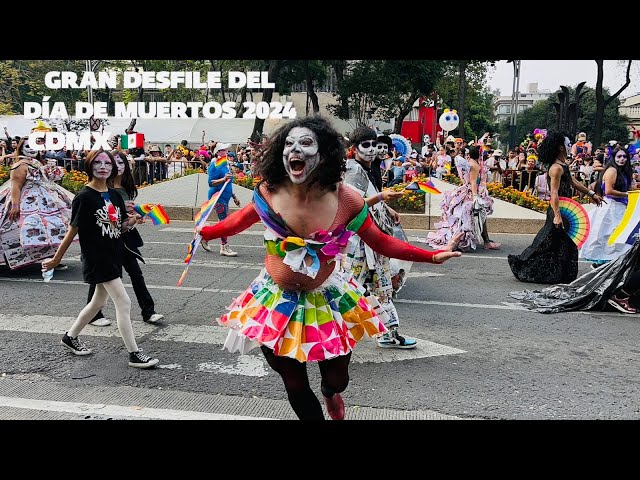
[61,169,88,194]
[0,165,9,186]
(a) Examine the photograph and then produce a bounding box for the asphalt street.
[1,221,639,420]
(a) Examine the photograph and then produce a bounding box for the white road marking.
[0,313,465,364]
[197,356,270,377]
[0,395,274,420]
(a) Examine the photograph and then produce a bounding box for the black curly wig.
[256,116,346,192]
[537,130,569,166]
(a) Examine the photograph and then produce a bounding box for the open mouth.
[289,158,305,174]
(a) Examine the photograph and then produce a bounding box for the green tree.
[497,85,629,148]
[329,60,445,132]
[435,60,497,139]
[593,60,632,147]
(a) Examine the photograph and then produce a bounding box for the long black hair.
[256,116,346,192]
[112,150,138,200]
[595,147,632,196]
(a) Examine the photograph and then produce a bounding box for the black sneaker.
[61,333,92,355]
[55,264,69,271]
[128,350,159,369]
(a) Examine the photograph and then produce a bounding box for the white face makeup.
[92,152,113,180]
[356,139,377,164]
[22,138,39,158]
[115,154,126,175]
[283,127,320,184]
[614,151,629,166]
[376,142,389,160]
[564,137,571,156]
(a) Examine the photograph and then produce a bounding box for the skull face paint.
[356,140,377,164]
[376,141,389,161]
[283,127,320,184]
[614,151,629,166]
[92,152,113,180]
[21,138,39,158]
[115,154,126,175]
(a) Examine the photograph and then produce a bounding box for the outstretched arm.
[356,214,461,264]
[197,203,260,240]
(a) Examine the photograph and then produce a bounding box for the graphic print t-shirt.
[70,186,127,284]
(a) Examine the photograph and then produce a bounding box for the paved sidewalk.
[135,174,558,233]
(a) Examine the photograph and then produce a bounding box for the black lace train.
[509,239,640,313]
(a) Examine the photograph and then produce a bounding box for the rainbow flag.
[405,180,441,195]
[215,156,228,168]
[134,203,170,225]
[609,191,640,245]
[121,133,144,149]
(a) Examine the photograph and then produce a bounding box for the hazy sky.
[487,60,640,98]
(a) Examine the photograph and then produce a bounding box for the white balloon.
[439,109,459,131]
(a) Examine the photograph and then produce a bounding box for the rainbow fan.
[558,196,590,248]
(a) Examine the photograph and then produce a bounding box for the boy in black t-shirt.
[42,150,160,369]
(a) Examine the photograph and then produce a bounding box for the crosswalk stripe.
[0,313,466,365]
[0,396,274,420]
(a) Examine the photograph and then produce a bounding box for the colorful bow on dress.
[264,225,354,279]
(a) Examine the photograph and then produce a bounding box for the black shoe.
[54,264,69,271]
[61,333,92,355]
[128,350,159,369]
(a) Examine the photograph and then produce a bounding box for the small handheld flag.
[134,204,170,225]
[405,180,441,195]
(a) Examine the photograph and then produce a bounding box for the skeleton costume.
[342,130,416,348]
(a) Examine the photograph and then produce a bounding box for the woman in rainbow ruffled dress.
[423,144,500,252]
[196,116,461,420]
[0,136,74,270]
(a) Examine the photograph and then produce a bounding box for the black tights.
[261,346,351,420]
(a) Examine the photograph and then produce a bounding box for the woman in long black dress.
[508,131,603,284]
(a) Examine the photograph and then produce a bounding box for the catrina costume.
[0,156,75,269]
[199,181,446,363]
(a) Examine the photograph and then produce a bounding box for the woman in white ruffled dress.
[424,145,499,251]
[580,147,634,267]
[0,137,74,269]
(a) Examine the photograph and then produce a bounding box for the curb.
[163,206,545,234]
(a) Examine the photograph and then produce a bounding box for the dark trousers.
[87,248,155,321]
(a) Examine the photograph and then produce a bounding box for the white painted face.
[376,141,389,160]
[283,127,320,184]
[115,154,126,175]
[92,152,113,180]
[614,151,629,166]
[564,137,571,156]
[22,138,39,158]
[356,139,378,164]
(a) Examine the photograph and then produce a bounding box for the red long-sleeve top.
[200,183,447,291]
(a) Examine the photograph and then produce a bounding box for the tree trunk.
[331,60,349,118]
[304,60,320,115]
[457,61,467,139]
[593,59,632,148]
[250,60,282,142]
